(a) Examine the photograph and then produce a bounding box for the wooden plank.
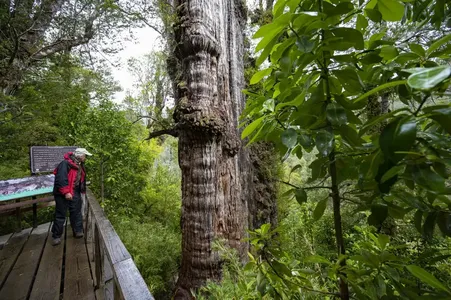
[86,190,131,265]
[113,258,154,300]
[29,223,65,300]
[103,242,114,300]
[0,228,32,289]
[0,223,49,300]
[98,219,131,265]
[0,201,55,216]
[63,234,95,300]
[0,233,12,250]
[0,196,54,212]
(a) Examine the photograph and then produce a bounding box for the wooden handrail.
[84,189,154,300]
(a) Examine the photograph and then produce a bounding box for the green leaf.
[414,210,423,233]
[437,212,451,237]
[330,28,364,50]
[359,108,408,136]
[379,46,399,60]
[368,203,388,226]
[406,265,451,294]
[395,53,420,64]
[316,130,334,157]
[377,0,405,21]
[427,34,451,56]
[313,198,328,221]
[281,128,298,148]
[426,107,451,135]
[339,125,364,147]
[353,80,407,103]
[299,134,314,151]
[412,164,445,192]
[377,234,389,250]
[379,117,417,163]
[423,212,437,240]
[335,94,366,110]
[381,165,404,183]
[250,68,272,85]
[334,68,363,94]
[242,116,265,139]
[296,36,315,53]
[356,14,368,33]
[326,103,347,126]
[305,255,331,265]
[409,43,426,57]
[324,1,354,17]
[295,189,308,205]
[407,66,451,90]
[365,8,382,22]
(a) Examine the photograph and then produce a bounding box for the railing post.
[32,196,37,228]
[94,223,102,290]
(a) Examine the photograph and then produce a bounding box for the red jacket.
[53,152,86,195]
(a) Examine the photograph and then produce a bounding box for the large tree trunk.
[171,0,248,297]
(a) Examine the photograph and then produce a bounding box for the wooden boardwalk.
[0,221,95,300]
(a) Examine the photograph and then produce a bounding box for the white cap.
[74,148,93,156]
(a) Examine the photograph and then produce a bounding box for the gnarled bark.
[170,0,248,298]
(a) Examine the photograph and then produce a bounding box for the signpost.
[30,146,77,174]
[0,146,78,230]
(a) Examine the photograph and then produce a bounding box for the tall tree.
[157,0,249,297]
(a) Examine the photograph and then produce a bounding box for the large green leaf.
[316,130,334,157]
[281,128,298,148]
[407,66,451,90]
[412,164,445,192]
[329,28,364,50]
[381,165,405,183]
[353,80,407,103]
[356,14,368,33]
[379,46,399,60]
[299,134,314,151]
[323,1,354,17]
[242,116,265,139]
[377,0,405,21]
[414,210,423,233]
[296,36,315,53]
[326,103,347,126]
[365,9,382,23]
[424,107,451,135]
[379,117,417,163]
[339,125,364,147]
[359,108,409,136]
[334,69,363,94]
[406,265,451,294]
[313,198,328,221]
[250,68,272,85]
[295,188,308,205]
[409,43,426,57]
[427,34,451,56]
[368,203,388,226]
[437,212,451,237]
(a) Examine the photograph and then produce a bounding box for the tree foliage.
[239,0,451,298]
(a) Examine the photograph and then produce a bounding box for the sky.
[111,26,161,102]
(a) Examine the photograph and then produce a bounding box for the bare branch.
[145,127,178,140]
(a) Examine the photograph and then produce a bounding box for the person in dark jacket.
[51,148,92,246]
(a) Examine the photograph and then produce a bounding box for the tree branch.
[145,127,178,140]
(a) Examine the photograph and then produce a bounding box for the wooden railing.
[84,189,154,300]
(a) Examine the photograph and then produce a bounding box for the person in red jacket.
[51,148,92,246]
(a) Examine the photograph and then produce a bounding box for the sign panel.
[30,146,77,174]
[0,174,54,201]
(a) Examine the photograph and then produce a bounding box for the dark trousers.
[51,192,83,238]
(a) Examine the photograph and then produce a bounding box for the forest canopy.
[0,0,450,299]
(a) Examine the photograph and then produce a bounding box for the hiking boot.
[52,238,61,246]
[74,232,84,239]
